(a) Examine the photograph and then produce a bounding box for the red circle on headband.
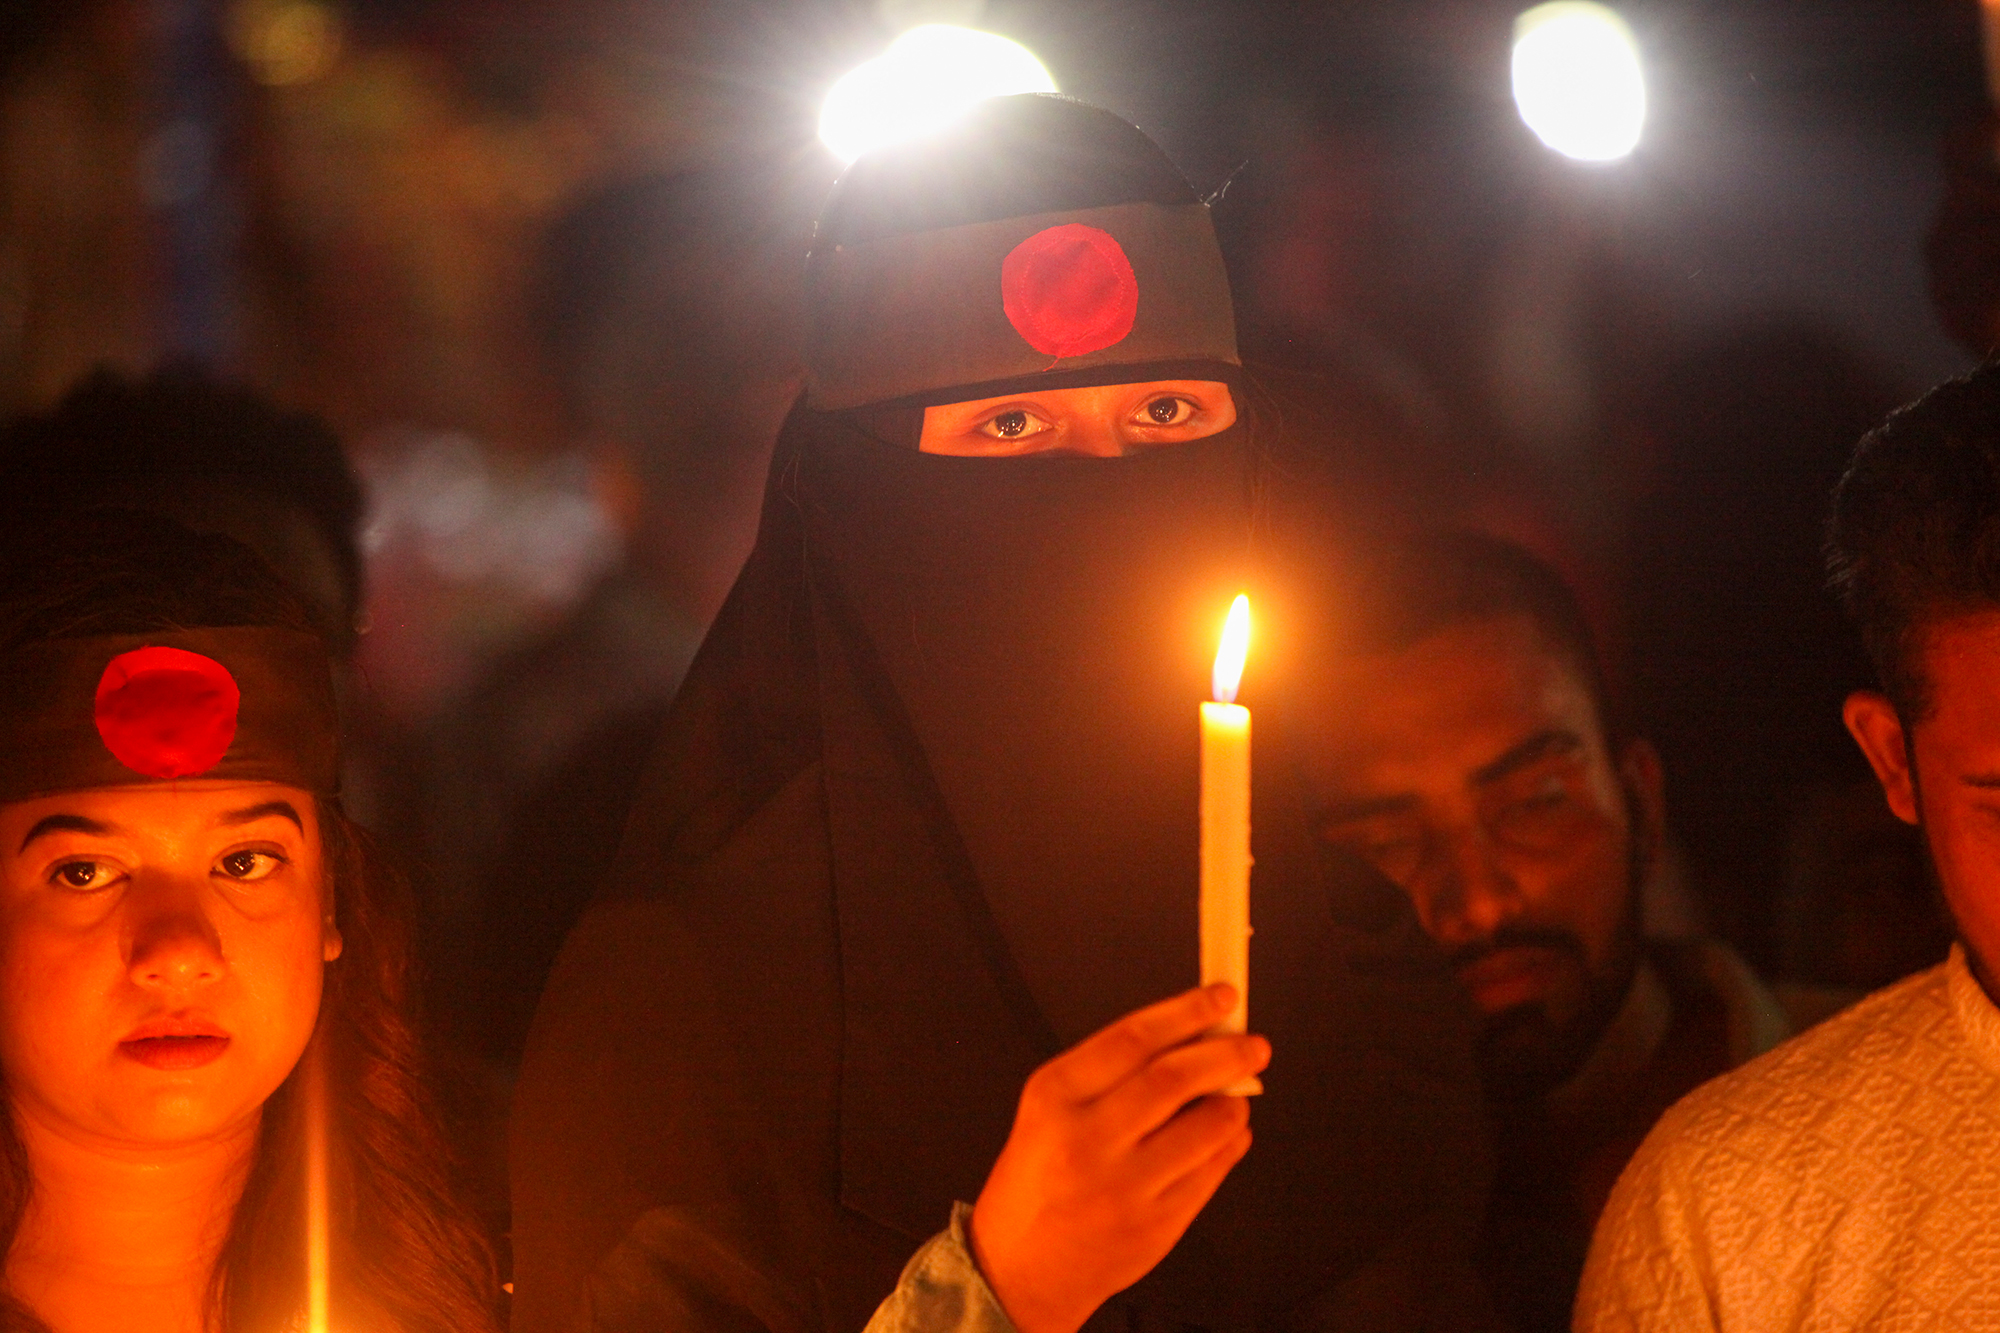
[94,647,241,780]
[1001,224,1139,359]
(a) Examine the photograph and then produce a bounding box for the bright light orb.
[818,25,1057,165]
[1511,2,1646,163]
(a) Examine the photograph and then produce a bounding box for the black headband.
[806,200,1239,411]
[0,627,339,804]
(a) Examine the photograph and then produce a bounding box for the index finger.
[1036,984,1238,1105]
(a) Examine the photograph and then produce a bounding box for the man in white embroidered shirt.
[1575,362,2000,1330]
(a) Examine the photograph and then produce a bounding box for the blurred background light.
[1511,1,1647,163]
[818,24,1057,165]
[228,0,345,87]
[875,0,986,31]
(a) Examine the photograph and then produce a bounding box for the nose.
[1423,829,1525,949]
[127,878,224,992]
[1058,415,1127,457]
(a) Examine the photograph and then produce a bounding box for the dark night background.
[0,0,1982,1223]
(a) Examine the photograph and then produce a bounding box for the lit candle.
[306,1041,330,1333]
[1201,594,1260,1095]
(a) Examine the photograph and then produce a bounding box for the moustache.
[1448,925,1588,973]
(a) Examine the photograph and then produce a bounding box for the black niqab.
[513,403,1495,1332]
[805,420,1256,1044]
[514,90,1489,1333]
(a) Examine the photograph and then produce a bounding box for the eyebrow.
[1316,730,1589,827]
[18,814,116,853]
[217,801,304,833]
[1471,729,1586,787]
[1317,792,1420,826]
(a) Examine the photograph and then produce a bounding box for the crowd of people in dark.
[6,18,2000,1331]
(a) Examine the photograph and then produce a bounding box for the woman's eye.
[51,861,113,891]
[978,409,1048,440]
[1142,396,1194,426]
[216,850,285,882]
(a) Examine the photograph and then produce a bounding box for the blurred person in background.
[353,163,816,1259]
[0,365,365,654]
[0,511,495,1333]
[512,94,1493,1333]
[1578,361,2000,1329]
[427,160,815,1070]
[1306,531,1802,1333]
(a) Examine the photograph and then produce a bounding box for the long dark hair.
[0,511,499,1333]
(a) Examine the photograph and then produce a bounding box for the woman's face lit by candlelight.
[0,782,338,1149]
[919,379,1236,457]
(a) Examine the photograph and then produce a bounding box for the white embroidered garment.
[1574,945,2000,1332]
[863,1204,1016,1333]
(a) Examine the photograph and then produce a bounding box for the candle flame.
[1212,594,1250,704]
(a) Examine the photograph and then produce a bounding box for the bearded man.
[1307,531,1797,1332]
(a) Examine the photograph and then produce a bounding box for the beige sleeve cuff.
[863,1203,1018,1333]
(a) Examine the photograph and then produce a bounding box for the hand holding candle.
[968,985,1266,1333]
[1200,594,1260,1096]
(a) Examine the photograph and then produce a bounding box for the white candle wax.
[1200,698,1260,1095]
[305,1043,330,1333]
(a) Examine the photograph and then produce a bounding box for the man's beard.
[1459,830,1646,1108]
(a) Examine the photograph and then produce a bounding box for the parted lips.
[0,627,339,802]
[94,646,242,780]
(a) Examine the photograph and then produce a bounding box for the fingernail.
[1207,982,1237,1008]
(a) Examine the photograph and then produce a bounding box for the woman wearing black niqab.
[511,95,1493,1333]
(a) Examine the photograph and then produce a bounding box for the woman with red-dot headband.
[513,94,1488,1333]
[0,511,498,1333]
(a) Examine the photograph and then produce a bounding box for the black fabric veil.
[511,95,1492,1333]
[513,407,1493,1333]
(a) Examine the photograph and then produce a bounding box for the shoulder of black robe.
[511,403,1498,1333]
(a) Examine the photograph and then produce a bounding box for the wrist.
[965,1201,1083,1333]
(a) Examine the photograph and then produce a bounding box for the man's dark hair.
[1348,529,1619,739]
[1828,360,2000,720]
[0,365,364,633]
